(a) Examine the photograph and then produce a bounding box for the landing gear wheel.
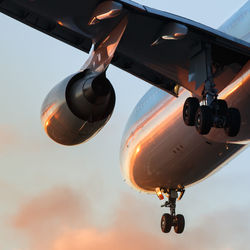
[195,106,212,135]
[174,214,185,234]
[183,97,199,126]
[224,108,241,137]
[217,100,228,116]
[161,213,172,233]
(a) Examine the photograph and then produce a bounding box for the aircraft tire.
[161,213,172,233]
[217,99,228,116]
[195,106,212,135]
[183,97,199,126]
[224,108,241,137]
[174,214,185,234]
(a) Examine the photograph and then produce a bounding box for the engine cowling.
[41,71,115,145]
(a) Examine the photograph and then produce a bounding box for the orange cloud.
[13,187,89,250]
[0,125,20,152]
[12,187,250,250]
[51,227,169,250]
[0,124,54,154]
[14,187,87,228]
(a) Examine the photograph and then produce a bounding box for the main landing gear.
[183,97,241,136]
[183,44,241,136]
[157,188,185,234]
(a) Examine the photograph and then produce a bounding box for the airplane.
[0,0,249,234]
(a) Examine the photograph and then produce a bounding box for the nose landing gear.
[159,189,185,234]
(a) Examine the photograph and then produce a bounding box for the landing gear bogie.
[183,97,241,137]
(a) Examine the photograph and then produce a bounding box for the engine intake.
[41,71,115,145]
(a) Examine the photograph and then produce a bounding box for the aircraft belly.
[132,123,242,191]
[121,86,245,193]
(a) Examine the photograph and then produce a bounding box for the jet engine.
[41,70,115,145]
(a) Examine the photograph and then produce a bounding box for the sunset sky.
[0,0,249,249]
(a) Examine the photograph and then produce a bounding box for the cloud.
[0,124,54,154]
[51,227,169,250]
[12,187,89,250]
[12,187,250,250]
[0,125,20,152]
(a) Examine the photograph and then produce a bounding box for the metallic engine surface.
[41,72,115,146]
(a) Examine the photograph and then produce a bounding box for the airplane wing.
[0,0,249,97]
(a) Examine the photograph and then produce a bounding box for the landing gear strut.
[183,44,241,136]
[160,189,185,234]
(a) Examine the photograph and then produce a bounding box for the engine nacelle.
[41,71,115,145]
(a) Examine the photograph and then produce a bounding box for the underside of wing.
[0,0,249,96]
